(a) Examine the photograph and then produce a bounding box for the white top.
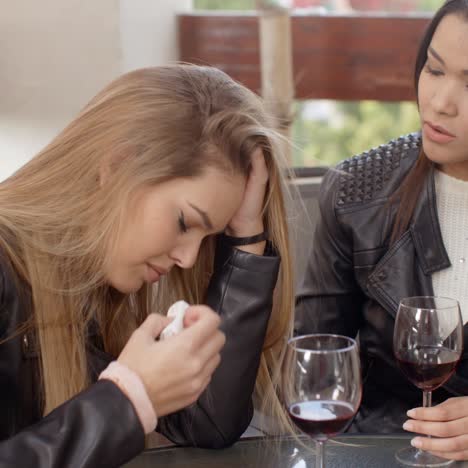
[432,169,468,324]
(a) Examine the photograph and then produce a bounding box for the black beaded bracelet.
[221,231,268,246]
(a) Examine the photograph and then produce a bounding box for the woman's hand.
[117,305,225,417]
[403,396,468,461]
[226,148,269,255]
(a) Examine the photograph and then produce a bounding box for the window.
[194,0,439,12]
[191,0,436,166]
[293,100,420,166]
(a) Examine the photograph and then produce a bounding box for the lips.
[150,265,168,276]
[146,264,168,283]
[426,121,455,137]
[423,121,456,144]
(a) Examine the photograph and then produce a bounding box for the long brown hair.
[0,65,294,421]
[391,0,468,242]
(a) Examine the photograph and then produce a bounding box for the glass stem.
[422,390,432,440]
[423,390,432,409]
[316,440,325,468]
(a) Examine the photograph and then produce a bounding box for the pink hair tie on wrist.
[99,361,157,434]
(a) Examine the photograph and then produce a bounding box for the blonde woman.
[0,65,294,467]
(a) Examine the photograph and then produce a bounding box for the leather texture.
[295,133,468,434]
[0,237,280,467]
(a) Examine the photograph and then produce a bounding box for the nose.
[169,238,202,269]
[431,80,458,117]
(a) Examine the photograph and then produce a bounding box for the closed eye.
[178,211,188,233]
[425,63,443,77]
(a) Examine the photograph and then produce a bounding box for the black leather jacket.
[295,133,468,434]
[0,237,280,467]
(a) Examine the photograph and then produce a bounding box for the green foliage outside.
[194,0,440,11]
[292,101,420,166]
[193,0,436,166]
[193,0,255,9]
[418,0,444,11]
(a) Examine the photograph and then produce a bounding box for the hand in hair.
[117,306,225,417]
[403,396,468,461]
[225,148,268,255]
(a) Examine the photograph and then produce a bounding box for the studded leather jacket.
[295,133,468,433]
[0,238,280,467]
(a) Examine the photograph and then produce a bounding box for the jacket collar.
[368,164,451,317]
[410,164,451,275]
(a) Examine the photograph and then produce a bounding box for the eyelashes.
[178,211,188,233]
[425,64,443,76]
[424,63,468,88]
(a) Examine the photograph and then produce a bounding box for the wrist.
[221,231,268,246]
[225,220,264,238]
[235,239,267,255]
[99,361,157,434]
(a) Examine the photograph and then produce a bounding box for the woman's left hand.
[226,147,269,255]
[403,396,468,461]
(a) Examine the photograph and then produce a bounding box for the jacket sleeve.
[157,237,280,448]
[294,168,365,338]
[0,381,144,468]
[0,262,145,468]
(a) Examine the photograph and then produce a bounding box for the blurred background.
[0,0,440,180]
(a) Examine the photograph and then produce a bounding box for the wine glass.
[393,296,463,467]
[282,334,362,468]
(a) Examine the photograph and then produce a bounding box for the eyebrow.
[188,202,214,230]
[428,46,445,65]
[428,46,468,75]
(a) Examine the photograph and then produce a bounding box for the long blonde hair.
[0,65,294,425]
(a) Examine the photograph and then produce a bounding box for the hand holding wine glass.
[393,296,463,467]
[282,334,362,468]
[404,396,468,462]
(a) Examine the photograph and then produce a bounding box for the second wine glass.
[393,296,463,467]
[282,334,362,468]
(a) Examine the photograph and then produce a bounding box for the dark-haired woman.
[295,0,468,462]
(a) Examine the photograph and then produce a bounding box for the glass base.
[396,447,454,467]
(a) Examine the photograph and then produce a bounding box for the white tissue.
[159,300,189,340]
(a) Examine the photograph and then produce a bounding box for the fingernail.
[411,438,422,449]
[403,421,414,431]
[407,409,416,417]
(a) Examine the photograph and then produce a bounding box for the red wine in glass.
[282,334,361,468]
[288,400,356,440]
[396,346,460,391]
[393,296,463,467]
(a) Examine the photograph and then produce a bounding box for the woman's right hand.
[117,305,225,417]
[404,397,468,461]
